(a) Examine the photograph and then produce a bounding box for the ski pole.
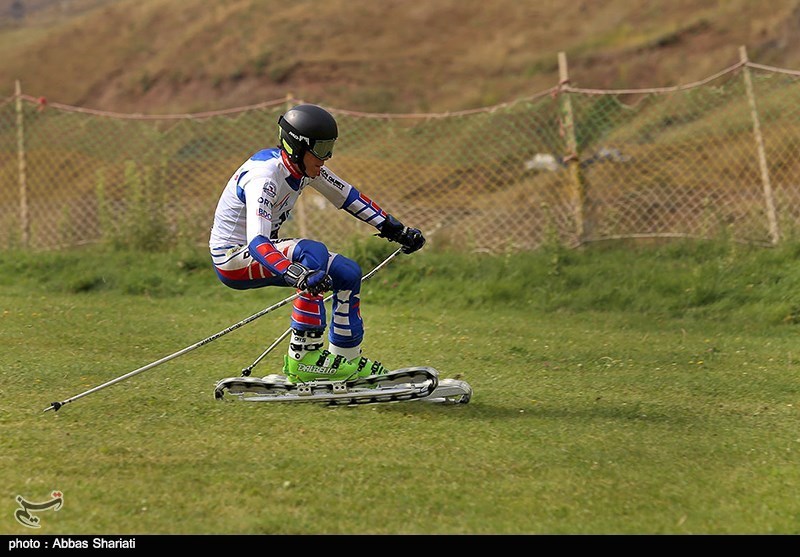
[44,286,305,413]
[241,246,403,376]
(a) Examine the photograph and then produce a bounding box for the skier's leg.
[282,245,387,382]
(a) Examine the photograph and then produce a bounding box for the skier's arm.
[311,167,388,227]
[241,177,293,276]
[238,176,327,295]
[311,167,425,252]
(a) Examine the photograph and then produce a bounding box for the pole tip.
[43,401,62,413]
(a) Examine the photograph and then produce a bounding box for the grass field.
[1,240,799,534]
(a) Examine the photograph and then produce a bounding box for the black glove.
[283,262,332,296]
[378,214,426,254]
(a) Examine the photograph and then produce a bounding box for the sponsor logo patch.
[297,363,336,375]
[321,168,346,190]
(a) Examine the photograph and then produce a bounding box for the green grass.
[1,240,800,534]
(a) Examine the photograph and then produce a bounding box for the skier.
[209,104,425,384]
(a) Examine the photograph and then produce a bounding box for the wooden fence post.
[15,80,30,248]
[558,52,587,244]
[285,92,308,238]
[740,45,780,245]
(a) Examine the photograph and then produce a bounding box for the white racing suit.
[209,148,389,350]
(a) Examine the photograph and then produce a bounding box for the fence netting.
[2,59,800,254]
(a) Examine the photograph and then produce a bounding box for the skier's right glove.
[378,214,426,254]
[283,262,332,296]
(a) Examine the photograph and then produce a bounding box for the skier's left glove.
[284,263,332,296]
[378,214,426,254]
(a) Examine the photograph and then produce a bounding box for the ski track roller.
[214,366,472,406]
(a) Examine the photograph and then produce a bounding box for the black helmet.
[278,104,338,164]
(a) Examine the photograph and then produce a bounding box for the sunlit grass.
[1,242,799,533]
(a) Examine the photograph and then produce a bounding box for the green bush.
[96,160,171,252]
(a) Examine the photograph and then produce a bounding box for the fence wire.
[2,58,800,254]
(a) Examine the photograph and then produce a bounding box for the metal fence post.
[740,46,780,245]
[15,80,30,248]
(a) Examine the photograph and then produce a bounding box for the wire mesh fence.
[2,49,800,254]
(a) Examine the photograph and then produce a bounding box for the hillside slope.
[2,0,800,113]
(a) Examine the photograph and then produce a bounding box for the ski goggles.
[309,138,336,160]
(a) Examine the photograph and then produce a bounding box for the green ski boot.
[283,328,387,383]
[283,349,387,383]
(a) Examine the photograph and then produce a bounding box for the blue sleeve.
[248,235,292,277]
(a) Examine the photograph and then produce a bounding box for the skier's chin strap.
[281,149,307,178]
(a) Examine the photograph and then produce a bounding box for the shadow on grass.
[372,399,695,425]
